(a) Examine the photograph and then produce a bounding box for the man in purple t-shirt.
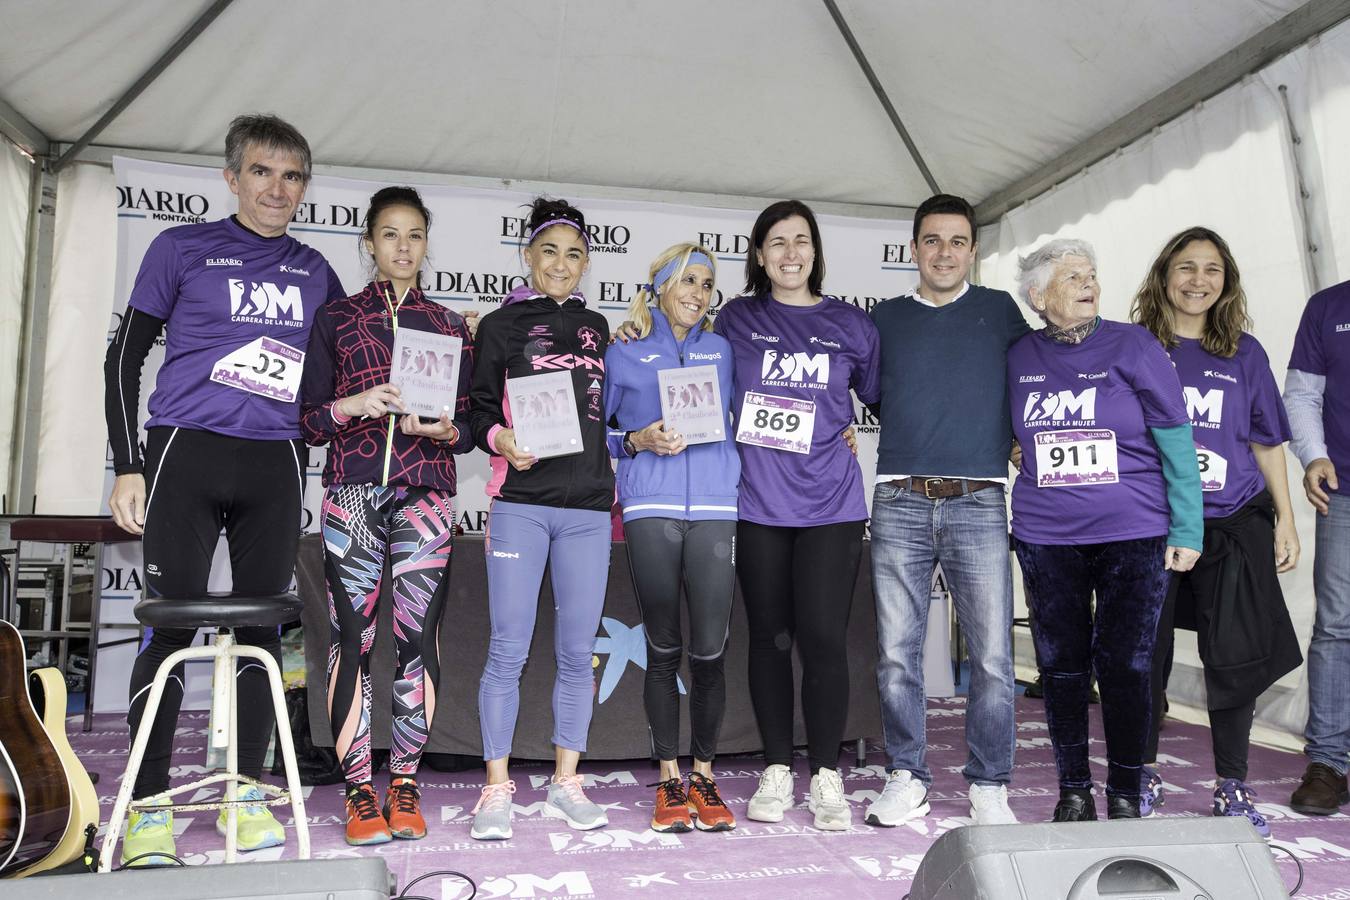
[1285,279,1350,814]
[102,114,342,865]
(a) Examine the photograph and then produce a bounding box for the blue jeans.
[1307,491,1350,774]
[870,482,1016,786]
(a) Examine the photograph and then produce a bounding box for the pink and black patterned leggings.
[322,483,454,786]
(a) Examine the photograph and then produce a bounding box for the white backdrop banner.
[93,155,915,711]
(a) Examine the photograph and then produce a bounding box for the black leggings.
[624,518,736,763]
[129,426,305,798]
[1147,576,1259,781]
[736,519,864,774]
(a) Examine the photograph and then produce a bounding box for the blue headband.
[651,251,714,295]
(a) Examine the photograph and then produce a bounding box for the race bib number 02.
[210,336,304,403]
[1034,429,1119,488]
[1196,444,1228,492]
[735,391,815,454]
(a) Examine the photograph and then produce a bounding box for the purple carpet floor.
[71,697,1349,898]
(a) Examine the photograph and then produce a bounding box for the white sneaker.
[865,770,930,827]
[969,783,1018,825]
[747,764,795,823]
[808,768,851,831]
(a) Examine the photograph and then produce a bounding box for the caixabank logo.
[501,215,632,254]
[117,185,210,224]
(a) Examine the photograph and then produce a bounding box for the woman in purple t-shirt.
[715,201,880,831]
[1131,227,1303,837]
[1008,238,1203,822]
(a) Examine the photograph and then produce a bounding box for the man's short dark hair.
[225,114,312,182]
[912,193,977,244]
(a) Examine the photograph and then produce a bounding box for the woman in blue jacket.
[604,243,740,833]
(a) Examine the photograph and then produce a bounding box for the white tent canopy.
[0,0,1335,207]
[4,0,1350,741]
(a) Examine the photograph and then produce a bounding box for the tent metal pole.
[7,160,57,514]
[51,0,236,174]
[1277,84,1322,295]
[976,0,1350,225]
[0,97,49,157]
[821,0,940,195]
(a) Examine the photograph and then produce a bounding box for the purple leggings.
[478,501,611,760]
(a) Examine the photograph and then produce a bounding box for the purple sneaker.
[1213,779,1270,839]
[1140,767,1165,817]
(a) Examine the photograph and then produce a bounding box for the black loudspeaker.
[0,858,393,899]
[909,817,1287,899]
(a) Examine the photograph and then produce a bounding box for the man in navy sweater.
[865,194,1031,827]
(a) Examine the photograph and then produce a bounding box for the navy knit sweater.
[870,284,1032,479]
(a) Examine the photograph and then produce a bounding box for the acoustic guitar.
[14,665,100,876]
[0,620,71,876]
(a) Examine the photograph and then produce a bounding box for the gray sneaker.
[747,764,795,823]
[865,770,930,827]
[470,780,515,840]
[808,768,851,831]
[545,774,608,830]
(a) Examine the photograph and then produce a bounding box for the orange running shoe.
[345,783,392,845]
[649,777,693,833]
[384,776,428,839]
[687,772,736,831]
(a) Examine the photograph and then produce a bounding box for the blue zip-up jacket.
[603,309,739,522]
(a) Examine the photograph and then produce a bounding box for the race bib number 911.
[1034,429,1120,488]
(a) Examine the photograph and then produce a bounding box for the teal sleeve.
[1149,423,1203,551]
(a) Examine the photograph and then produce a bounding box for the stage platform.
[66,696,1345,898]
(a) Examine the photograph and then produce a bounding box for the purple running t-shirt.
[714,294,880,526]
[1008,320,1189,544]
[128,217,343,440]
[1289,281,1350,495]
[1168,334,1291,517]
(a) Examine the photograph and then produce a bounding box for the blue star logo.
[592,617,686,704]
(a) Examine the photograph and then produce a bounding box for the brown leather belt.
[890,477,1001,500]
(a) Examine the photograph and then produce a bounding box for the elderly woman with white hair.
[1006,238,1203,821]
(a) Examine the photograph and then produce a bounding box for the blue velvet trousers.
[1015,535,1169,799]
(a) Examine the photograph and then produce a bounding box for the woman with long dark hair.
[1132,226,1302,837]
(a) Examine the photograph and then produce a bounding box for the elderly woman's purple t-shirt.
[1168,334,1291,518]
[1008,320,1189,545]
[714,294,880,526]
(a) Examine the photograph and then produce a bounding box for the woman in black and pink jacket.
[299,186,474,846]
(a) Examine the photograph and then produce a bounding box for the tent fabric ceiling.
[0,0,1310,207]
